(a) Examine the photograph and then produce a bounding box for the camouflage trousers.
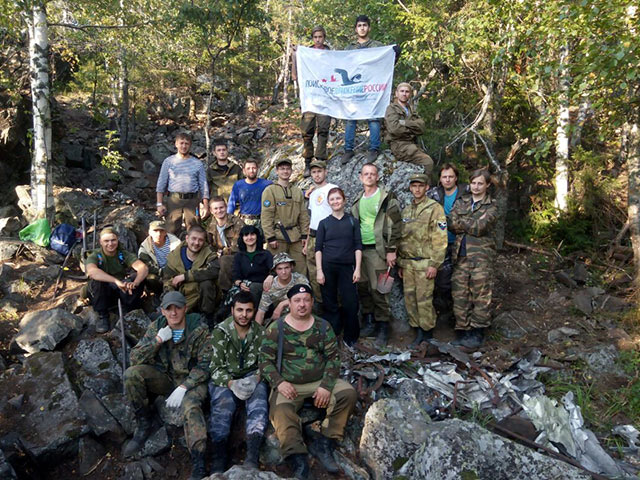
[451,255,493,330]
[358,248,391,323]
[301,112,331,160]
[390,141,433,176]
[305,235,323,305]
[207,382,269,442]
[124,365,208,453]
[402,264,436,331]
[269,379,357,457]
[267,240,307,276]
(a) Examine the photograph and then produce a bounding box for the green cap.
[409,173,429,185]
[161,291,187,309]
[149,220,166,230]
[276,158,293,167]
[309,160,327,169]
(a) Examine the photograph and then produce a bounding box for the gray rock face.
[204,465,294,479]
[493,310,533,339]
[101,393,136,435]
[148,143,172,165]
[121,309,151,342]
[578,344,624,376]
[0,216,22,236]
[78,436,107,475]
[398,418,591,480]
[0,449,17,480]
[78,390,126,441]
[140,425,170,457]
[13,308,84,353]
[102,205,156,245]
[0,240,20,262]
[0,352,89,464]
[359,397,432,480]
[154,396,184,428]
[72,338,122,396]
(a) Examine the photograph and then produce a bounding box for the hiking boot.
[367,150,379,162]
[423,328,434,341]
[310,435,339,474]
[287,453,310,480]
[122,407,153,457]
[408,327,424,349]
[244,434,263,469]
[96,312,110,334]
[210,440,228,473]
[188,450,207,480]
[360,313,376,337]
[460,328,484,349]
[450,329,470,347]
[375,322,389,347]
[341,150,355,165]
[304,158,312,177]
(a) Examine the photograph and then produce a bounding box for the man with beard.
[227,159,272,227]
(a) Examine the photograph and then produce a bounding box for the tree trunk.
[204,64,215,165]
[554,43,570,212]
[623,122,640,287]
[27,2,53,221]
[117,47,130,151]
[282,7,292,108]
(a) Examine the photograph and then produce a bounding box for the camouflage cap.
[99,226,118,238]
[161,291,187,309]
[149,220,167,230]
[272,252,296,268]
[287,283,313,299]
[276,158,293,167]
[409,173,429,185]
[309,160,327,169]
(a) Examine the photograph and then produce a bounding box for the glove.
[230,375,259,400]
[156,325,172,343]
[165,386,187,408]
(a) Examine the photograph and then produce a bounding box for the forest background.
[0,0,639,287]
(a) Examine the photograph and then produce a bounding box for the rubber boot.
[188,450,207,480]
[244,434,263,469]
[122,407,153,457]
[375,322,389,347]
[210,440,228,474]
[408,327,424,349]
[423,328,434,341]
[311,435,339,474]
[360,313,376,337]
[287,453,310,480]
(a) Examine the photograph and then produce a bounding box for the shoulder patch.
[263,199,271,207]
[438,221,447,230]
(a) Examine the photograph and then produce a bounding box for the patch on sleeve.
[263,199,271,207]
[438,221,447,230]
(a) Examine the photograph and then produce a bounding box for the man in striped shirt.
[156,132,210,235]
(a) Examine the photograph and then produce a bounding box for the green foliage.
[99,130,124,180]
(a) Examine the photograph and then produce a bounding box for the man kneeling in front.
[259,284,357,479]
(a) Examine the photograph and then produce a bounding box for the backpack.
[50,223,78,256]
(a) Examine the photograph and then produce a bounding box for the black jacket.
[232,250,274,283]
[427,183,469,206]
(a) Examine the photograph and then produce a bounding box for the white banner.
[296,45,395,120]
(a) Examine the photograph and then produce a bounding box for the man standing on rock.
[86,227,149,333]
[398,174,448,347]
[260,284,357,479]
[208,291,268,473]
[352,163,402,346]
[384,83,433,175]
[163,225,219,323]
[206,196,245,292]
[227,159,272,227]
[292,26,332,176]
[342,15,384,165]
[261,158,310,274]
[427,163,468,322]
[123,291,210,480]
[156,132,210,235]
[138,220,181,295]
[208,139,243,200]
[304,160,337,311]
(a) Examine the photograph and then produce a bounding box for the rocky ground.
[1,94,639,479]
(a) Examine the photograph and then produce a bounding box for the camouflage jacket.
[130,313,211,390]
[208,161,243,199]
[206,215,245,256]
[384,102,425,143]
[259,316,339,391]
[346,38,383,50]
[352,187,402,260]
[261,183,310,243]
[398,197,448,270]
[209,316,265,387]
[449,194,498,263]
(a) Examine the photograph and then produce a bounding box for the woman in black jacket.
[232,225,273,303]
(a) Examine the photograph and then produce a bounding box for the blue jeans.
[344,119,381,152]
[208,381,269,442]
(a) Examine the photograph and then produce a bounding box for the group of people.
[79,15,499,480]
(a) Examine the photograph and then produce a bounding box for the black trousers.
[320,261,359,343]
[434,245,453,315]
[88,279,143,315]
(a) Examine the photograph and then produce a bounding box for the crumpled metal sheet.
[358,351,412,364]
[613,425,640,452]
[522,392,634,478]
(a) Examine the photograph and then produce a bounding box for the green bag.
[19,218,51,247]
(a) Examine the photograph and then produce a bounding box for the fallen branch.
[504,240,553,256]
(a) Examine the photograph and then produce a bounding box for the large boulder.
[0,352,89,464]
[78,390,126,442]
[359,397,432,480]
[13,308,84,354]
[398,418,591,480]
[204,465,294,479]
[71,338,122,396]
[102,205,156,246]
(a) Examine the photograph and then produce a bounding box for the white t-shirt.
[309,183,337,230]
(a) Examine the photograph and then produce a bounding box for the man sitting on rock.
[384,82,433,175]
[86,227,149,333]
[123,291,211,480]
[163,225,219,323]
[255,252,309,325]
[206,196,245,292]
[138,220,181,294]
[208,291,268,473]
[260,284,357,479]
